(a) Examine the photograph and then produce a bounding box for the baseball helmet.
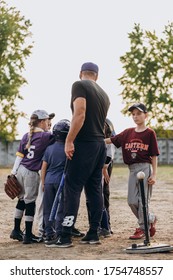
[53,119,70,140]
[104,118,115,137]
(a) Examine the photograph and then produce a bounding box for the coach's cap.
[48,113,55,120]
[32,110,50,119]
[128,103,147,113]
[81,62,99,73]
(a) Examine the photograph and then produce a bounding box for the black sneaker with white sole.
[80,231,101,244]
[98,228,111,238]
[31,234,43,243]
[45,235,73,248]
[44,234,57,244]
[23,234,43,244]
[10,229,23,241]
[45,236,60,247]
[71,227,85,238]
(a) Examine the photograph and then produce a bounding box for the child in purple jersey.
[105,103,159,240]
[10,110,55,244]
[35,113,55,239]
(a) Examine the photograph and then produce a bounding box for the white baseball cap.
[32,110,49,120]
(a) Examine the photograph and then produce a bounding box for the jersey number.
[27,145,35,159]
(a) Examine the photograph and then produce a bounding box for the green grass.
[156,165,173,181]
[112,164,173,181]
[0,165,173,181]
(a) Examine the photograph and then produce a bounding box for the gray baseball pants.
[127,162,154,230]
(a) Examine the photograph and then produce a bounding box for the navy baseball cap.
[128,103,147,113]
[81,62,99,73]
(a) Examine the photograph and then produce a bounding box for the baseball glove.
[4,175,22,200]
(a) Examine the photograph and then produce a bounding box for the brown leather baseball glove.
[4,175,22,199]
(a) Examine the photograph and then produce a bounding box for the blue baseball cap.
[81,62,99,73]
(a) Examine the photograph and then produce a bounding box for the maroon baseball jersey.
[111,127,159,165]
[16,131,52,171]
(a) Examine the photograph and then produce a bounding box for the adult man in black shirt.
[51,62,110,247]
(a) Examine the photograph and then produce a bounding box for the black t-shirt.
[71,80,110,141]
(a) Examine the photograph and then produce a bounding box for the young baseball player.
[10,110,55,244]
[41,119,70,242]
[99,118,116,237]
[41,119,84,245]
[105,103,159,239]
[36,113,55,239]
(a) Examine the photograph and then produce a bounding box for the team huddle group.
[9,62,159,248]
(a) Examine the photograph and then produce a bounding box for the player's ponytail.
[25,114,40,150]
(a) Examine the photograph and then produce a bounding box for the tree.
[0,0,33,141]
[119,23,173,129]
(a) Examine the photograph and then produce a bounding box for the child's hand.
[104,138,111,144]
[148,175,156,185]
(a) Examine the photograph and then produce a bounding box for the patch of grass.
[112,165,129,177]
[112,196,126,200]
[156,165,173,181]
[112,164,173,181]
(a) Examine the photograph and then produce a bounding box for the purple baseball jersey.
[16,131,53,171]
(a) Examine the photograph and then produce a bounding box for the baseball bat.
[49,159,68,222]
[138,177,150,245]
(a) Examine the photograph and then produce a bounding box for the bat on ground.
[49,160,68,222]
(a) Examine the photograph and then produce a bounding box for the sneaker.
[10,229,23,241]
[129,228,145,240]
[31,234,43,243]
[150,217,157,237]
[80,231,101,244]
[38,232,46,240]
[44,234,57,244]
[23,235,32,244]
[71,227,85,238]
[98,228,111,238]
[45,235,73,248]
[23,234,43,244]
[45,236,60,247]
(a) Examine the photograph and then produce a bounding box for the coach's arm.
[65,97,86,160]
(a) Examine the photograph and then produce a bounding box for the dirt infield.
[0,165,173,260]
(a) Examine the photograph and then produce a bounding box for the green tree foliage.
[119,23,173,132]
[153,127,173,138]
[0,0,33,141]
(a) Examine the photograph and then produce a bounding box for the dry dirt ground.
[0,165,173,260]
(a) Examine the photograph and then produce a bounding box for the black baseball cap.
[128,103,147,113]
[81,62,99,73]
